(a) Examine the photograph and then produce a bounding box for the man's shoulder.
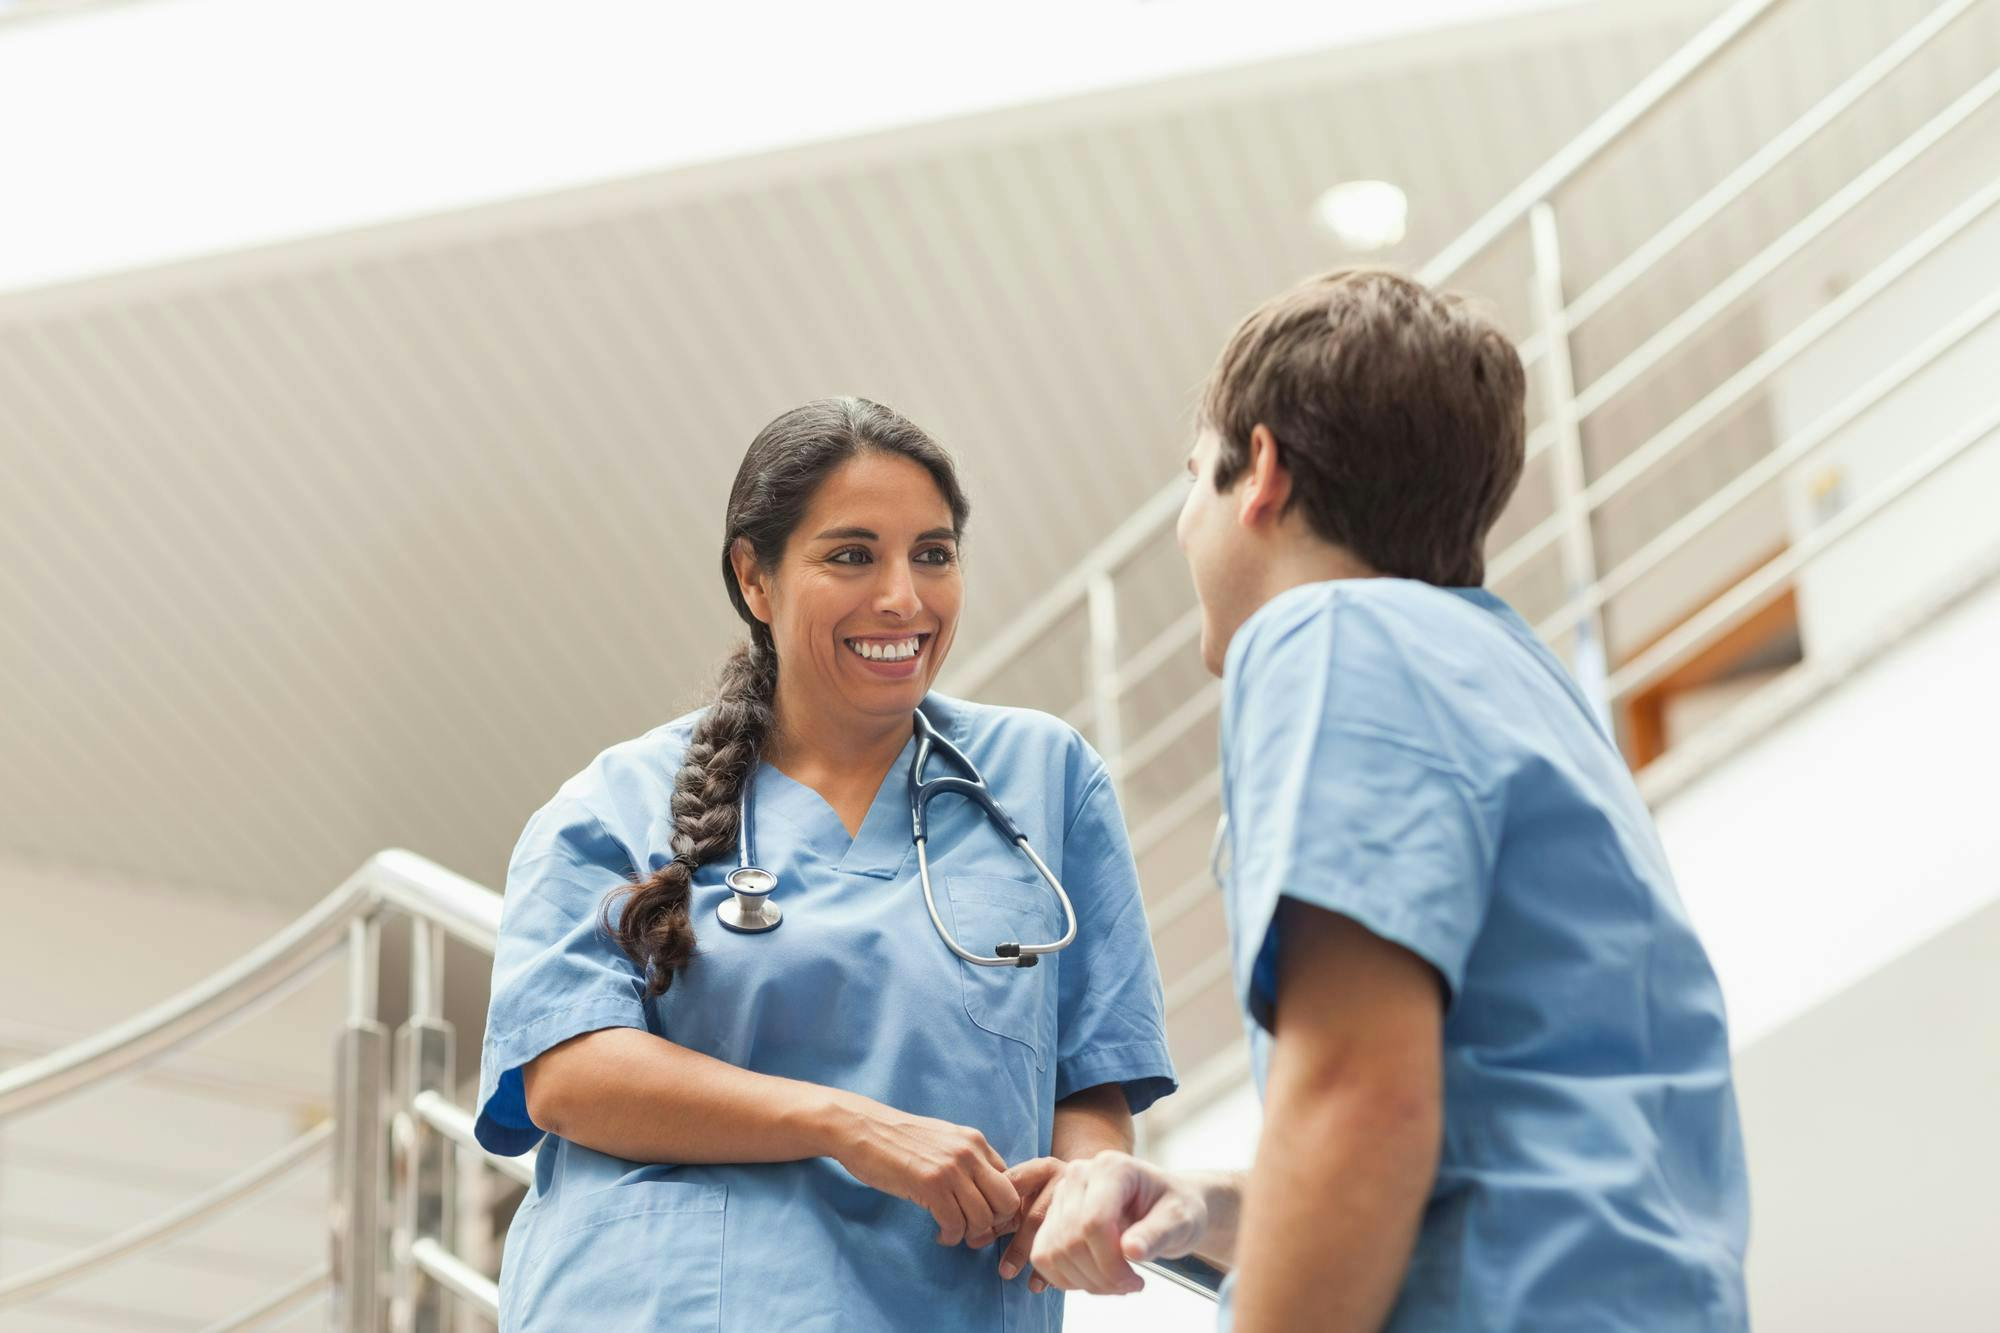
[1226,580,1507,760]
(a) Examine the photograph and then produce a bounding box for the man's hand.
[1027,1152,1210,1295]
[993,1157,1062,1285]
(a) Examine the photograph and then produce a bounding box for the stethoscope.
[717,710,1081,968]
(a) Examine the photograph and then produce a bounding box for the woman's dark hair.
[608,396,970,996]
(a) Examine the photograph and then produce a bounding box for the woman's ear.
[730,538,773,624]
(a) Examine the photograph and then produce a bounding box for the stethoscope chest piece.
[719,864,782,933]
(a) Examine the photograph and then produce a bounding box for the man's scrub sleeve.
[1229,705,1495,1031]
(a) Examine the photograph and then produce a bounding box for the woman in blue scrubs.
[473,396,1177,1330]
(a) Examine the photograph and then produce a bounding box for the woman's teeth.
[846,637,921,662]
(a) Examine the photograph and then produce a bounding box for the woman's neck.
[763,681,913,828]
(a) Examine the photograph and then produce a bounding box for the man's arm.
[1229,898,1443,1332]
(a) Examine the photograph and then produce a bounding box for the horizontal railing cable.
[1606,398,2000,702]
[0,1120,333,1308]
[196,1266,332,1333]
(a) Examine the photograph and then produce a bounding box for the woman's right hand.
[829,1095,1022,1247]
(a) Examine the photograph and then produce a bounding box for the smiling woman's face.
[734,450,964,731]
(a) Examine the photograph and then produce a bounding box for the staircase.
[3,0,1997,1325]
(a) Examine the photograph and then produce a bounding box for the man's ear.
[1236,424,1293,529]
[730,538,773,624]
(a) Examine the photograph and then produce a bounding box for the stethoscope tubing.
[719,709,1081,963]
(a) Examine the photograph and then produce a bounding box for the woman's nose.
[874,560,922,617]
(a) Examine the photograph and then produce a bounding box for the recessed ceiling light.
[1312,180,1408,252]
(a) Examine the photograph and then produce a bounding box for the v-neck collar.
[752,732,918,880]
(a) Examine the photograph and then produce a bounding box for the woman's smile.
[844,631,932,676]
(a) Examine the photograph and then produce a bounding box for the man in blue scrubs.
[1028,270,1750,1329]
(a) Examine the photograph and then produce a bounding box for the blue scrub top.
[475,693,1176,1331]
[1215,581,1749,1331]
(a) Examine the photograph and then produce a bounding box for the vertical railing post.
[1528,202,1614,728]
[1087,573,1123,778]
[332,917,388,1332]
[392,918,456,1332]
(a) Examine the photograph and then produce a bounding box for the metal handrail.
[945,0,1847,709]
[1506,200,2000,582]
[1131,770,1223,862]
[1562,0,1984,332]
[1417,0,1787,285]
[1148,387,2000,817]
[1,845,1224,1325]
[946,0,1999,845]
[414,1087,534,1187]
[197,1266,333,1333]
[0,1119,333,1308]
[1147,866,1220,937]
[1099,184,2000,817]
[0,851,513,1326]
[956,0,2000,1117]
[1553,57,2000,445]
[1508,55,2000,552]
[0,850,500,1120]
[1492,161,2000,585]
[1115,682,1222,783]
[947,476,1189,699]
[0,877,367,1120]
[369,847,504,952]
[410,1237,501,1315]
[196,1265,333,1333]
[1605,398,2000,701]
[9,0,1990,1322]
[1534,284,2000,643]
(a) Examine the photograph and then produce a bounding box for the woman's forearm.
[529,1023,1026,1244]
[1050,1083,1135,1160]
[523,1026,857,1164]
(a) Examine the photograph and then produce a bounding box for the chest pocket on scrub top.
[944,876,1057,1070]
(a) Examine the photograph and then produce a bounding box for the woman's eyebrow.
[812,526,958,542]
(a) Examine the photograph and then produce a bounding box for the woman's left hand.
[992,1156,1065,1287]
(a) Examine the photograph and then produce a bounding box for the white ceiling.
[0,0,1597,293]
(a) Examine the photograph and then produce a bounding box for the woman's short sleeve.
[1054,767,1179,1115]
[474,795,652,1156]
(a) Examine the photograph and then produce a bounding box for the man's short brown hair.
[1200,268,1526,587]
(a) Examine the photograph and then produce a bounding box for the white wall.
[1731,896,2000,1332]
[1654,569,2000,1049]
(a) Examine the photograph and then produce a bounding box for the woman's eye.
[916,545,957,567]
[829,547,872,566]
